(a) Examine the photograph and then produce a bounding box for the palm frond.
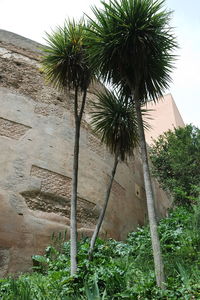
[86,0,178,103]
[41,19,93,91]
[91,89,139,161]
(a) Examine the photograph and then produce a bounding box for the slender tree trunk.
[134,98,165,289]
[70,116,80,275]
[70,88,87,276]
[88,153,119,260]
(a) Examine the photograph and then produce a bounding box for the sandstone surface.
[0,29,171,276]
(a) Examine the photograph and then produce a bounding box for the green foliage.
[42,19,93,92]
[1,204,200,299]
[150,124,200,205]
[86,0,177,102]
[85,275,107,300]
[91,89,139,161]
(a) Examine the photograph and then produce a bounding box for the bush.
[149,124,200,205]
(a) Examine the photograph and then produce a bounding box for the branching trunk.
[134,98,165,289]
[70,88,87,276]
[88,153,119,260]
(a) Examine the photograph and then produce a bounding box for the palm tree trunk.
[88,153,119,260]
[70,88,87,276]
[134,99,165,289]
[70,116,80,275]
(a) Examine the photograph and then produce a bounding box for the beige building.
[145,94,185,145]
[0,30,177,276]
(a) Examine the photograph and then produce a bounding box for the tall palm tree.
[41,20,94,275]
[88,90,139,259]
[86,0,177,288]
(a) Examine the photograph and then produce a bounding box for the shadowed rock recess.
[0,29,171,276]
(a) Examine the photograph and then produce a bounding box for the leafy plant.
[85,275,106,300]
[1,205,200,299]
[150,124,200,205]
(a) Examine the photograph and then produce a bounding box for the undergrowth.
[0,204,200,299]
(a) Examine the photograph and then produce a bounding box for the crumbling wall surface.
[0,30,171,276]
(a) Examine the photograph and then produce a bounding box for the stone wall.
[0,30,171,276]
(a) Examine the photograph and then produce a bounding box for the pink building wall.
[144,94,185,144]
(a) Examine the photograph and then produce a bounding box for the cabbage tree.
[41,20,94,275]
[89,90,139,258]
[86,0,177,288]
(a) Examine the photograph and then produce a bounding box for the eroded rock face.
[0,192,69,277]
[0,30,171,275]
[0,248,10,278]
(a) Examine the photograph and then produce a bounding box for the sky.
[0,0,200,127]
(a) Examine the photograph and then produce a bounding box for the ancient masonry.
[0,29,171,276]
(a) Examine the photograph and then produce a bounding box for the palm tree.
[86,0,177,288]
[41,20,94,275]
[88,89,139,259]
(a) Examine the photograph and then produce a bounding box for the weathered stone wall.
[0,30,171,276]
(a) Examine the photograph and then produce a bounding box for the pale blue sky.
[0,0,199,127]
[166,0,200,127]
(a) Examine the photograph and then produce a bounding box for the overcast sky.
[1,0,200,127]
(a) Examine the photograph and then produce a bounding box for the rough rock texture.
[0,29,171,276]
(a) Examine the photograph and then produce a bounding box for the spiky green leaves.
[41,20,93,92]
[91,90,139,161]
[86,0,177,102]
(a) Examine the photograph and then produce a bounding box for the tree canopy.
[86,0,177,102]
[42,19,93,92]
[150,124,200,205]
[91,90,139,161]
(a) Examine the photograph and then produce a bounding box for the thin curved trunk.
[88,153,119,260]
[70,88,87,276]
[134,97,165,289]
